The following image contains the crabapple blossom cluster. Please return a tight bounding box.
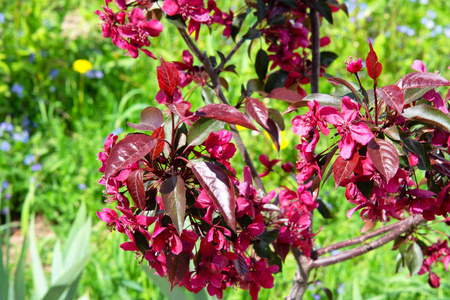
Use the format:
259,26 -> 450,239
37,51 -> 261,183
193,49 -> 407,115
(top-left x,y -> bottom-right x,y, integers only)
94,0 -> 450,296
290,50 -> 450,286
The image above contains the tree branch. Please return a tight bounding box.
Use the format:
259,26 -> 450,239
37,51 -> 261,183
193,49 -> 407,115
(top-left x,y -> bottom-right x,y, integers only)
311,214 -> 425,269
176,28 -> 265,193
286,247 -> 312,300
309,1 -> 320,94
313,216 -> 419,257
217,21 -> 260,72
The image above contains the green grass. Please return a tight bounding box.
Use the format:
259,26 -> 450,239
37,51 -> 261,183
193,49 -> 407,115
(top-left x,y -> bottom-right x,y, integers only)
1,0 -> 450,299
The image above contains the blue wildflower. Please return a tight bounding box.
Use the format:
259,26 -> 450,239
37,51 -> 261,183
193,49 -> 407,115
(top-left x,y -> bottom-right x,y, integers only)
2,180 -> 9,189
24,154 -> 36,165
11,83 -> 24,98
313,294 -> 321,300
31,164 -> 42,172
406,28 -> 415,36
0,13 -> 4,24
0,122 -> 14,132
337,283 -> 345,294
78,183 -> 87,190
1,206 -> 9,215
49,69 -> 60,79
49,86 -> 56,93
112,127 -> 123,135
444,26 -> 450,38
1,141 -> 11,152
29,53 -> 36,63
94,70 -> 104,79
359,3 -> 368,11
419,0 -> 428,4
5,193 -> 11,200
426,10 -> 437,19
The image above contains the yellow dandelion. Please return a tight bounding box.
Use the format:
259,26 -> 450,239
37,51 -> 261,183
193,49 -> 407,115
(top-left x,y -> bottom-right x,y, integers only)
73,59 -> 93,74
264,130 -> 288,150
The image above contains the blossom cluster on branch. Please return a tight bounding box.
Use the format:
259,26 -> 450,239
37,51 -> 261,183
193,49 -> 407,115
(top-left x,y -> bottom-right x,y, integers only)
94,0 -> 450,298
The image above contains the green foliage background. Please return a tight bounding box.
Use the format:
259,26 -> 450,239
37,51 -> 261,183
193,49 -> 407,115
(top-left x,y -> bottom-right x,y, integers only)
1,0 -> 449,299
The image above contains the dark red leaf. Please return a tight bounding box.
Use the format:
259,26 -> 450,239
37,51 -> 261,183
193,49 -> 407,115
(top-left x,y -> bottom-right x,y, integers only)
160,175 -> 186,234
127,106 -> 164,131
150,126 -> 165,160
264,118 -> 281,153
266,87 -> 305,103
365,41 -> 382,81
429,153 -> 450,177
194,103 -> 258,131
333,151 -> 359,189
126,168 -> 146,210
105,134 -> 156,179
233,254 -> 249,280
245,98 -> 269,129
378,85 -> 404,114
165,250 -> 190,290
165,102 -> 191,119
367,138 -> 399,182
396,72 -> 450,90
191,161 -> 236,232
157,57 -> 180,97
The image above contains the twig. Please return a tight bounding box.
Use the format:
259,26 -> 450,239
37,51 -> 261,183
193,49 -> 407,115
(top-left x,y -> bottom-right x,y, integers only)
177,27 -> 265,192
313,215 -> 419,257
311,214 -> 425,268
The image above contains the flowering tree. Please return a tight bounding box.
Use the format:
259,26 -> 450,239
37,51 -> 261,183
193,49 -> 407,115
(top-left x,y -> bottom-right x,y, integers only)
94,0 -> 450,299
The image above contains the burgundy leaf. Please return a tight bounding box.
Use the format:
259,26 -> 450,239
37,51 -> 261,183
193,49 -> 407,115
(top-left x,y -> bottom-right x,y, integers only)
165,250 -> 190,290
266,87 -> 305,103
233,254 -> 249,280
378,85 -> 404,114
396,72 -> 450,90
191,161 -> 236,232
127,106 -> 164,131
150,126 -> 165,160
160,175 -> 186,234
264,118 -> 281,153
365,41 -> 382,81
429,153 -> 450,177
194,103 -> 258,131
126,168 -> 146,210
165,102 -> 191,119
245,98 -> 269,129
157,57 -> 180,97
333,151 -> 359,189
105,134 -> 156,179
367,138 -> 399,182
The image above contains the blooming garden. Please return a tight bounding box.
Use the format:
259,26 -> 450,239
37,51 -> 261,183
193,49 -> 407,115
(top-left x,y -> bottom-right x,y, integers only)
1,0 -> 450,299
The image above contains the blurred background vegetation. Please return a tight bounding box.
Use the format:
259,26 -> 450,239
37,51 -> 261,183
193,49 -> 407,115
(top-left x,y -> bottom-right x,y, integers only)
1,0 -> 449,299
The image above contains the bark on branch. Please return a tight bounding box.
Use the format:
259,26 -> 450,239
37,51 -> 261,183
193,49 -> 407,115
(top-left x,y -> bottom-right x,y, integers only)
311,214 -> 425,269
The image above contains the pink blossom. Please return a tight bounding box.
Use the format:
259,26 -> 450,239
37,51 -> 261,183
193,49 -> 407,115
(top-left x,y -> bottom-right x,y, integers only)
258,154 -> 280,178
345,56 -> 363,74
321,96 -> 373,159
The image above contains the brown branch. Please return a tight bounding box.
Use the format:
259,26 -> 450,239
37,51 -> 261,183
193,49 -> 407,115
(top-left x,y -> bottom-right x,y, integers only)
309,1 -> 320,94
311,214 -> 425,269
313,216 -> 419,257
177,28 -> 265,193
217,21 -> 260,72
286,247 -> 312,300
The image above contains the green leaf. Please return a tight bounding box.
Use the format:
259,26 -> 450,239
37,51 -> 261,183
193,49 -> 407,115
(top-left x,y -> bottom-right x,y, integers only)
29,215 -> 48,298
13,239 -> 27,300
243,28 -> 261,40
320,51 -> 339,67
160,175 -> 187,234
265,70 -> 289,93
352,279 -> 363,300
186,117 -> 225,148
231,12 -> 247,41
268,108 -> 285,131
404,87 -> 434,105
402,104 -> 450,132
255,49 -> 269,82
50,241 -> 63,284
404,242 -> 424,276
164,14 -> 187,29
314,0 -> 333,24
303,93 -> 341,109
257,0 -> 266,21
317,198 -> 333,219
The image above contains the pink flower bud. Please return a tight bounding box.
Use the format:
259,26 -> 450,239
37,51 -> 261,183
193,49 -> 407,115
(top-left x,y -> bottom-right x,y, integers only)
345,57 -> 363,74
281,162 -> 294,173
428,272 -> 440,288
